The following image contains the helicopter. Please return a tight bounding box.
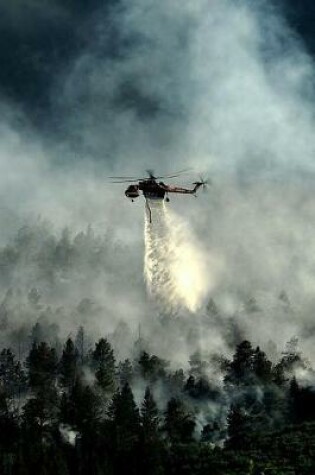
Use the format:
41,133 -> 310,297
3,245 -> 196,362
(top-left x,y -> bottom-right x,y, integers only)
108,169 -> 209,222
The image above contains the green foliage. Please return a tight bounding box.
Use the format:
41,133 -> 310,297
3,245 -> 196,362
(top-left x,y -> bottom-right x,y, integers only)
4,224 -> 315,472
252,346 -> 273,383
59,338 -> 78,390
118,358 -> 133,387
0,348 -> 27,401
26,342 -> 58,391
0,331 -> 311,473
107,383 -> 141,474
163,397 -> 196,443
224,340 -> 255,386
141,386 -> 160,440
22,386 -> 60,431
108,383 -> 141,449
139,387 -> 166,475
184,374 -> 220,400
201,421 -> 222,444
138,351 -> 169,382
226,404 -> 252,450
60,378 -> 101,431
92,338 -> 116,393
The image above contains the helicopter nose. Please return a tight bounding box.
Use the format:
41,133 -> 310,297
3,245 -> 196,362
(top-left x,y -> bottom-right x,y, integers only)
125,190 -> 139,199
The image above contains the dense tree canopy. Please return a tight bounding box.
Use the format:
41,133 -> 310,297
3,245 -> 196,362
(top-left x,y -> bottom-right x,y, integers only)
0,319 -> 313,474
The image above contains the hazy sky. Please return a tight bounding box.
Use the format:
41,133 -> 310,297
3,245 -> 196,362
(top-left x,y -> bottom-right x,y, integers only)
0,0 -> 313,129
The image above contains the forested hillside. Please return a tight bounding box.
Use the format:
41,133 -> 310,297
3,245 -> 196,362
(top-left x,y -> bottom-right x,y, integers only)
0,222 -> 313,473
0,325 -> 314,473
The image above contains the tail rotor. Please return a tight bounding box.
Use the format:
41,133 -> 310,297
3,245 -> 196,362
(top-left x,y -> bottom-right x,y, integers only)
193,175 -> 211,193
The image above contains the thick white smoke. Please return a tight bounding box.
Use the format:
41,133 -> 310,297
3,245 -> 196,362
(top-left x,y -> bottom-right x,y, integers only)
144,199 -> 215,314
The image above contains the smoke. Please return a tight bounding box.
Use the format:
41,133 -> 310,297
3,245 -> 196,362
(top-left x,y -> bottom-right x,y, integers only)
144,200 -> 219,314
59,425 -> 78,446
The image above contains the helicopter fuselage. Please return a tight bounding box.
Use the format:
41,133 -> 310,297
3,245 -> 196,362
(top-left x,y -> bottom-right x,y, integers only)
139,179 -> 166,199
125,179 -> 202,202
125,179 -> 167,200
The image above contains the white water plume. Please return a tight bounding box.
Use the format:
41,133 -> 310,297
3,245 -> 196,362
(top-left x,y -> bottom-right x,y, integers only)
144,200 -> 213,314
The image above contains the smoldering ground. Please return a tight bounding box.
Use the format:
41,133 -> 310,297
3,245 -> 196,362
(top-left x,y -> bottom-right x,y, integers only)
0,0 -> 315,370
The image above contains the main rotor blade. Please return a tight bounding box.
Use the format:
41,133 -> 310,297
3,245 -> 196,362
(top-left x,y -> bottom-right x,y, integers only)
108,176 -> 143,180
155,168 -> 193,179
109,179 -> 140,183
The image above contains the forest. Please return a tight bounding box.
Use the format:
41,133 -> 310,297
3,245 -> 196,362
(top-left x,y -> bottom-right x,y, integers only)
0,327 -> 314,474
0,224 -> 313,474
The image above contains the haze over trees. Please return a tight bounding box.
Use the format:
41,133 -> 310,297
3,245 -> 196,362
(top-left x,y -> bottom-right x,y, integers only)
0,222 -> 313,473
0,322 -> 312,474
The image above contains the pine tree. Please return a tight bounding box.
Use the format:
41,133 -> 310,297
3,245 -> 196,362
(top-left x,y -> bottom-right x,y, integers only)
118,359 -> 133,387
140,387 -> 164,475
141,387 -> 159,441
92,338 -> 116,393
224,340 -> 255,386
289,376 -> 300,423
59,338 -> 78,390
21,385 -> 64,475
26,342 -> 58,392
273,361 -> 287,386
23,386 -> 59,431
138,351 -> 151,379
0,349 -> 26,408
138,351 -> 168,382
108,383 -> 141,474
201,421 -> 221,443
226,404 -> 250,450
109,383 -> 141,450
0,389 -> 19,471
184,375 -> 196,396
60,378 -> 101,432
163,398 -> 195,443
253,346 -> 273,383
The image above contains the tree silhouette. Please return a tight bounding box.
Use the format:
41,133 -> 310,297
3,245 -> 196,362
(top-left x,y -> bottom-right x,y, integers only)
163,398 -> 195,443
26,342 -> 58,392
92,338 -> 116,393
225,340 -> 255,386
141,387 -> 160,441
108,383 -> 141,474
140,387 -> 164,475
59,338 -> 78,390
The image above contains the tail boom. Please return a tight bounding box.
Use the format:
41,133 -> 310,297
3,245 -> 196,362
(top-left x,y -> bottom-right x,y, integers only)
166,183 -> 203,195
